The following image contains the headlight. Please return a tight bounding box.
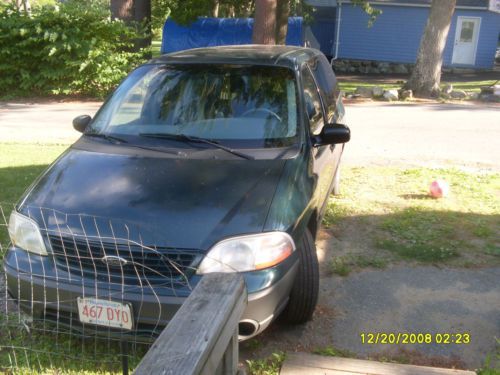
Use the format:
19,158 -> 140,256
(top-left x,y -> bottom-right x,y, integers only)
197,232 -> 295,274
8,211 -> 48,256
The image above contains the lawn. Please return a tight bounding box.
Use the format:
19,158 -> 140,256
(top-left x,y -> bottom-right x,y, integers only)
324,166 -> 500,275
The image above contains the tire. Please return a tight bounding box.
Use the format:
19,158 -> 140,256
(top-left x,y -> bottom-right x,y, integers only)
332,165 -> 341,196
280,228 -> 319,324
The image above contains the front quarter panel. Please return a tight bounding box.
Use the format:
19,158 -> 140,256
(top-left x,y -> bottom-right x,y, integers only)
263,146 -> 316,241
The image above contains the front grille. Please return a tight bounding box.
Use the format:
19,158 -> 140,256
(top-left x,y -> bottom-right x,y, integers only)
48,235 -> 201,286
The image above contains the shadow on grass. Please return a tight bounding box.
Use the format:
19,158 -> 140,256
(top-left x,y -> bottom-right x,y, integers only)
325,208 -> 500,263
399,193 -> 435,200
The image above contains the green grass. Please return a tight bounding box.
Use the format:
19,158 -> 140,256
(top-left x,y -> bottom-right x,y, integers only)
447,80 -> 498,93
0,314 -> 146,374
330,254 -> 387,276
324,166 -> 500,266
338,82 -> 401,94
313,346 -> 355,358
476,338 -> 500,375
246,352 -> 286,375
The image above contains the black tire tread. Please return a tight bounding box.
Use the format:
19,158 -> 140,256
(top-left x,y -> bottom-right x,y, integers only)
281,229 -> 319,324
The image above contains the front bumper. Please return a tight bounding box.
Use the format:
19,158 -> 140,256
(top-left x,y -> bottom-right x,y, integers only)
3,246 -> 298,341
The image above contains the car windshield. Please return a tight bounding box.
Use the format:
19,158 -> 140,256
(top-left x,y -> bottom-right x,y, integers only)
88,64 -> 299,148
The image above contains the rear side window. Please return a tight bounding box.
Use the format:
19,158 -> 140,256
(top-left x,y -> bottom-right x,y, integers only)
308,56 -> 337,122
301,67 -> 324,136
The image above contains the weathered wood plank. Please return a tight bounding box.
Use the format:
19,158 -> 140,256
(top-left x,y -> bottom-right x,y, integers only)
134,273 -> 247,375
281,353 -> 476,375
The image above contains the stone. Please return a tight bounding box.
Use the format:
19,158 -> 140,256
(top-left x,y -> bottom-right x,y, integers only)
355,86 -> 373,98
400,89 -> 413,100
450,90 -> 467,99
443,84 -> 453,94
372,86 -> 384,97
494,85 -> 500,96
383,89 -> 399,101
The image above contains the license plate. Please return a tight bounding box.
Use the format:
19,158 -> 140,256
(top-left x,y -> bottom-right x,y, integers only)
77,297 -> 133,330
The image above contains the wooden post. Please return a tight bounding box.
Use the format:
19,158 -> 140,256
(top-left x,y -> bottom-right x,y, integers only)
134,273 -> 247,375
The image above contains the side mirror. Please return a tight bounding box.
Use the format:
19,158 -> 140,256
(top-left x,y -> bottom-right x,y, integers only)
314,123 -> 350,146
73,115 -> 92,133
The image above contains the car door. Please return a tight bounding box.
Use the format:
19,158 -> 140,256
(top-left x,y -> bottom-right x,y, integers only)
301,62 -> 336,212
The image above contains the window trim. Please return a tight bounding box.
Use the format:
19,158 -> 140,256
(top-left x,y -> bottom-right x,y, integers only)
301,62 -> 328,136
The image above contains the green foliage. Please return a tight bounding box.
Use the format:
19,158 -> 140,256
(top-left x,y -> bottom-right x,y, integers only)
152,0 -> 315,28
351,0 -> 382,27
246,352 -> 286,375
0,1 -> 149,98
330,255 -> 387,276
313,346 -> 354,357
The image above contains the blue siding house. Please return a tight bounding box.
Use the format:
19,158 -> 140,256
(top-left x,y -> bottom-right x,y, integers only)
308,0 -> 500,69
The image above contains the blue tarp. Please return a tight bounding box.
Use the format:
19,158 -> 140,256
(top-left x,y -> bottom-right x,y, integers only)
161,17 -> 304,54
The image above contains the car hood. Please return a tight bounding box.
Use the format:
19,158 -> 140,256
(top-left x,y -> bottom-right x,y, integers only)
19,147 -> 286,250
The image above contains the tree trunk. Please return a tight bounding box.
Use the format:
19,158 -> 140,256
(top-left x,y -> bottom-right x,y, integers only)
110,0 -> 135,22
252,0 -> 277,44
110,0 -> 151,52
405,0 -> 456,97
275,0 -> 289,45
212,0 -> 219,17
134,0 -> 152,49
22,0 -> 30,14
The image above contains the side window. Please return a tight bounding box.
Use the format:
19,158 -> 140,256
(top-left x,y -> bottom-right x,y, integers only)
301,66 -> 324,136
309,56 -> 337,122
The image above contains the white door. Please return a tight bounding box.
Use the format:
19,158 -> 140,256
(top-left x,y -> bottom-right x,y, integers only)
452,17 -> 481,65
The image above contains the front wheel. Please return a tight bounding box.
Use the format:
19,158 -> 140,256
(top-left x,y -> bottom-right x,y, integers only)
280,229 -> 319,324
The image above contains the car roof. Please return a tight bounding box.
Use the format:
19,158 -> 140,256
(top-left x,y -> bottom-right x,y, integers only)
148,45 -> 322,70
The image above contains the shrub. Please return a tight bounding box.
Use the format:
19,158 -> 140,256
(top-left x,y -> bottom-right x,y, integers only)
0,1 -> 149,97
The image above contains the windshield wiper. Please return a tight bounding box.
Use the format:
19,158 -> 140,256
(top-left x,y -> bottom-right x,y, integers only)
84,132 -> 128,144
84,132 -> 179,155
139,133 -> 254,160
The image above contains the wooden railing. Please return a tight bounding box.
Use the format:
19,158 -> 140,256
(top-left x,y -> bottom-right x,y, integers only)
134,273 -> 247,375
